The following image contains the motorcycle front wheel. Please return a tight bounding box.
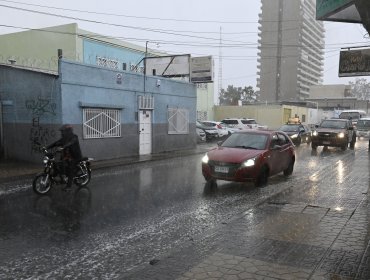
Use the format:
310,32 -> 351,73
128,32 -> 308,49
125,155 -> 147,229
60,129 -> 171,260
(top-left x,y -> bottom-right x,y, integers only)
74,166 -> 91,187
33,173 -> 52,195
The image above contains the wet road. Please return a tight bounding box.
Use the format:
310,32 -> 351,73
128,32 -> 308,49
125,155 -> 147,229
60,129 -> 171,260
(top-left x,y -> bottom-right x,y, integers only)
0,140 -> 368,279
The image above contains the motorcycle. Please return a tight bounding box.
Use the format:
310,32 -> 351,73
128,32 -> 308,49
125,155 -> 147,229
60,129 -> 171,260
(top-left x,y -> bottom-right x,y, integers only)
33,146 -> 93,195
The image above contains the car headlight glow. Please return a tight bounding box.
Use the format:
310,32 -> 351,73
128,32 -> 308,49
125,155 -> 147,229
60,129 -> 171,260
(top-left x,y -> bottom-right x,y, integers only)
290,134 -> 298,138
312,131 -> 318,136
202,154 -> 209,164
338,132 -> 345,138
243,158 -> 256,167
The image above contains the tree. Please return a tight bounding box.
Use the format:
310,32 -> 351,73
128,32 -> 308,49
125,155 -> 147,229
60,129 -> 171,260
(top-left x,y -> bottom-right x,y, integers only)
219,85 -> 258,105
348,78 -> 370,100
241,86 -> 259,104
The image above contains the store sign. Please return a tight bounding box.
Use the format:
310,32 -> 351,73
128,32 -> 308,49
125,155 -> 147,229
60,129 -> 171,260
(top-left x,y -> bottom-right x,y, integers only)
339,49 -> 370,77
316,0 -> 354,19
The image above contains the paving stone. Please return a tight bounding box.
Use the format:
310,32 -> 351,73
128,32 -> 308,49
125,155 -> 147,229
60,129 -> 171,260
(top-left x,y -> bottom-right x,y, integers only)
302,205 -> 329,218
177,253 -> 312,280
315,249 -> 362,279
243,211 -> 321,243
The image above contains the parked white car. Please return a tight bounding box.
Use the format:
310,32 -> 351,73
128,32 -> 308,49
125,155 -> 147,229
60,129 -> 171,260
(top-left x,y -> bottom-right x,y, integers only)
219,122 -> 242,135
221,118 -> 268,130
201,121 -> 229,138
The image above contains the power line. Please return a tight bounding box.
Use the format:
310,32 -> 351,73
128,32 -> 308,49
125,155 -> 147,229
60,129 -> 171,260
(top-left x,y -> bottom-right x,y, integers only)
0,0 -> 309,24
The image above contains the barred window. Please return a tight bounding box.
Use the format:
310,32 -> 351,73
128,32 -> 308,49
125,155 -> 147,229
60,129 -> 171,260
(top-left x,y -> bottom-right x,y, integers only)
83,108 -> 121,139
168,108 -> 189,134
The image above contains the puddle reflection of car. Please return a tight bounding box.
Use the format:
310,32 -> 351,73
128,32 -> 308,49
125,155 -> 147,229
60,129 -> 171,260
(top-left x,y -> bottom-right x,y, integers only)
278,123 -> 311,146
201,130 -> 295,187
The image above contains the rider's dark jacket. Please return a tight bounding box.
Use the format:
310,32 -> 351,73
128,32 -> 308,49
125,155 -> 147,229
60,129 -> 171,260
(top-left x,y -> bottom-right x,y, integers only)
47,133 -> 82,161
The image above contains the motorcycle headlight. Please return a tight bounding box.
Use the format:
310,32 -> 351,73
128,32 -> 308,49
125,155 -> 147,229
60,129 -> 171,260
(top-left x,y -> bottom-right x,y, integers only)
312,131 -> 318,136
202,154 -> 209,164
338,132 -> 345,138
243,157 -> 256,167
43,156 -> 49,164
290,134 -> 298,138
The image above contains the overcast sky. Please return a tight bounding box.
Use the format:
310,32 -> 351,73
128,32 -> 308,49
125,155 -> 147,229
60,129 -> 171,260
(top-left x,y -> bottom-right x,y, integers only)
0,0 -> 369,92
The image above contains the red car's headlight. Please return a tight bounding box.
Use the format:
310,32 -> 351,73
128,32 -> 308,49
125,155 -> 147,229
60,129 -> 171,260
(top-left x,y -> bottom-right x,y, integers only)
242,157 -> 256,167
202,154 -> 209,164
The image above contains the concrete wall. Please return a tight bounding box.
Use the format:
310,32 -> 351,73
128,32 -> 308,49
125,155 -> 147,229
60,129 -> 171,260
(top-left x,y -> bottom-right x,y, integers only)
214,104 -> 314,129
214,105 -> 282,129
309,84 -> 351,98
0,65 -> 61,161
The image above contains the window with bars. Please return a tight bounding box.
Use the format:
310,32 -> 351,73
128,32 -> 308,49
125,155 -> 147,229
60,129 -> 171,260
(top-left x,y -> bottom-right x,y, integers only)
83,108 -> 121,139
168,108 -> 189,134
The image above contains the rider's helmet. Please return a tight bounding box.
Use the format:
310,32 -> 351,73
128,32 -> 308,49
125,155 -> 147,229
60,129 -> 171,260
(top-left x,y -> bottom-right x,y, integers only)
59,124 -> 73,138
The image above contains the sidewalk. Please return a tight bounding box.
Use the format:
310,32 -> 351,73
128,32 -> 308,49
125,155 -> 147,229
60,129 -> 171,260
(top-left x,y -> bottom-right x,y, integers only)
0,142 -> 213,183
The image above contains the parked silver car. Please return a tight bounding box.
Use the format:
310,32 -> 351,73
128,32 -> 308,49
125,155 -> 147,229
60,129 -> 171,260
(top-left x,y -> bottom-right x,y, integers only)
196,121 -> 218,141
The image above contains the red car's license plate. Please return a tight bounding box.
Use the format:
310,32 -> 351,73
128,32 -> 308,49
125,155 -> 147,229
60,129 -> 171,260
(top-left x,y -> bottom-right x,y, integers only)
215,166 -> 229,173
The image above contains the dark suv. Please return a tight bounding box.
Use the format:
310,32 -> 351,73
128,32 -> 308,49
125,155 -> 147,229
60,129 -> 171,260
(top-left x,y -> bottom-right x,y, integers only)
311,119 -> 356,151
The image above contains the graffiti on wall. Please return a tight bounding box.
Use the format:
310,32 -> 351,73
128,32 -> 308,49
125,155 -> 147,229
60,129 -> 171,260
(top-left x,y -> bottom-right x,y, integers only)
26,96 -> 57,153
25,96 -> 56,116
29,117 -> 57,153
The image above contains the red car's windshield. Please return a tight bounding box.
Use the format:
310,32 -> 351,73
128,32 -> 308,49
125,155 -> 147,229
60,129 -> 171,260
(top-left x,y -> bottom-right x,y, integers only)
221,133 -> 268,150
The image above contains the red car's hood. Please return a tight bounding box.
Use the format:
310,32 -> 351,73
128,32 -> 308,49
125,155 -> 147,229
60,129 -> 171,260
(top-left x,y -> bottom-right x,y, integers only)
207,147 -> 263,163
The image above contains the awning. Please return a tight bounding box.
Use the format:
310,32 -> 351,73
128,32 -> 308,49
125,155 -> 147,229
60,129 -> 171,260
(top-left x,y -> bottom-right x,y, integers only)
316,0 -> 370,34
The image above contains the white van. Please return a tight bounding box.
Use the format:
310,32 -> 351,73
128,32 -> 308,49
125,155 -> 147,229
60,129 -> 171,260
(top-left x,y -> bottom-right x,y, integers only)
338,110 -> 367,126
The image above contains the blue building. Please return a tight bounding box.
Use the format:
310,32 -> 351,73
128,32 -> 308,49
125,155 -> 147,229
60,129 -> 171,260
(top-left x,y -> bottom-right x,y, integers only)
0,59 -> 197,162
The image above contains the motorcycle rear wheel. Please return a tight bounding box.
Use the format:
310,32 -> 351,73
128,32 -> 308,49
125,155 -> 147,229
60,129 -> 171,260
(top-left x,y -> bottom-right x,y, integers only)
33,173 -> 52,195
74,166 -> 91,187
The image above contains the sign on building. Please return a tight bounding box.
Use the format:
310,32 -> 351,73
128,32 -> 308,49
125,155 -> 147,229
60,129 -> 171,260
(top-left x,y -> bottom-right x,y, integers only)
144,54 -> 213,83
145,55 -> 190,78
190,56 -> 213,83
339,48 -> 370,77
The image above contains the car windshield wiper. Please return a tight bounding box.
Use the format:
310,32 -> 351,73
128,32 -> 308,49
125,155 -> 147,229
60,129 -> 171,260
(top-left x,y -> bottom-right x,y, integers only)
234,145 -> 258,149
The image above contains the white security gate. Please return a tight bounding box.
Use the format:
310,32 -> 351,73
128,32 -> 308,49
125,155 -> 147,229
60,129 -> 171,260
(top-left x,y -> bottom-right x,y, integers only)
83,108 -> 121,139
139,110 -> 152,155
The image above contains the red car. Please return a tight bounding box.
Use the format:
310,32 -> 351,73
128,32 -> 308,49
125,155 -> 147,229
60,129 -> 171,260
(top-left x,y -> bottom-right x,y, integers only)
202,130 -> 295,187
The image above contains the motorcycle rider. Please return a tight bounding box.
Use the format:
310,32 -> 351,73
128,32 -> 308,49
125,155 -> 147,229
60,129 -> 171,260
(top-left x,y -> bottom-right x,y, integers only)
47,124 -> 82,190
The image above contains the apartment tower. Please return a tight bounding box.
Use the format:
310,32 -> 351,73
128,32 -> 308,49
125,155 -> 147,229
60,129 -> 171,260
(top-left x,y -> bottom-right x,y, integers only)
257,0 -> 325,102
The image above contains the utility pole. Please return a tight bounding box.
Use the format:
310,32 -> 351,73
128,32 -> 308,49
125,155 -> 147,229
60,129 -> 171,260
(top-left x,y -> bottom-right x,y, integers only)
144,41 -> 148,94
218,27 -> 223,104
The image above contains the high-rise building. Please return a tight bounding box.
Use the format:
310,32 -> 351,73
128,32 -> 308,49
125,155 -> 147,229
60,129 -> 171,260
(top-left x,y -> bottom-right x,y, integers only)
257,0 -> 325,102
